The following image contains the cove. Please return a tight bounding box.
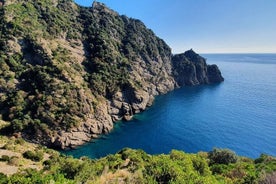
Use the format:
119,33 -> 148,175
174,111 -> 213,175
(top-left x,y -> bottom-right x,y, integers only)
65,54 -> 276,159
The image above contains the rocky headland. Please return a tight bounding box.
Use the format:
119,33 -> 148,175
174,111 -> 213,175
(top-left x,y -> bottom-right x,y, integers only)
0,0 -> 223,149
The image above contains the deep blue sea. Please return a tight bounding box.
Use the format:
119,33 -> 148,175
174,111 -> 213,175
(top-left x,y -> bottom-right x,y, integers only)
65,54 -> 276,159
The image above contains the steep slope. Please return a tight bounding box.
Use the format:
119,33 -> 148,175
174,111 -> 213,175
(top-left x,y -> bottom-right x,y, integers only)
0,0 -> 223,149
172,49 -> 224,85
0,137 -> 275,184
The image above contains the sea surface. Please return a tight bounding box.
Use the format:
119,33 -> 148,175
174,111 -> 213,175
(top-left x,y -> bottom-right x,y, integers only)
65,54 -> 276,159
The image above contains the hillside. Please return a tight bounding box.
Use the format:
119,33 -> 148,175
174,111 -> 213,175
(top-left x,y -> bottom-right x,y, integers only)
0,136 -> 275,183
0,0 -> 223,149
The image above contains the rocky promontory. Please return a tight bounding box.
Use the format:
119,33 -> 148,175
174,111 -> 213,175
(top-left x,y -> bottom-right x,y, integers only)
0,0 -> 223,149
172,49 -> 224,86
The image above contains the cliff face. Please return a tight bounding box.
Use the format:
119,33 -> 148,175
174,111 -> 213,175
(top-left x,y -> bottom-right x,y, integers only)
0,1 -> 223,149
172,50 -> 224,86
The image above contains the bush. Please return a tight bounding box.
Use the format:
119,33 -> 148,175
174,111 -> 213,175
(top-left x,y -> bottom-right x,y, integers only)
2,143 -> 13,150
60,158 -> 83,179
255,154 -> 275,164
43,159 -> 51,166
208,148 -> 238,165
23,150 -> 43,162
210,164 -> 228,174
0,155 -> 10,162
259,172 -> 276,184
14,138 -> 25,145
8,156 -> 20,166
255,154 -> 276,173
0,173 -> 8,184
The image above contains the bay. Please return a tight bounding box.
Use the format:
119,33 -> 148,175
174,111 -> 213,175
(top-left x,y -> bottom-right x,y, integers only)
65,54 -> 276,159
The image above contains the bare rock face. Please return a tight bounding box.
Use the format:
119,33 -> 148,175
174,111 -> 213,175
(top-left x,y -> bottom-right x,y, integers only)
108,89 -> 151,122
0,1 -> 224,149
52,103 -> 113,149
207,64 -> 224,83
172,49 -> 224,86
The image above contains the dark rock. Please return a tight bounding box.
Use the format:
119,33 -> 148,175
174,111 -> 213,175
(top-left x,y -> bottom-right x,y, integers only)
207,64 -> 224,83
172,49 -> 224,86
0,1 -> 224,149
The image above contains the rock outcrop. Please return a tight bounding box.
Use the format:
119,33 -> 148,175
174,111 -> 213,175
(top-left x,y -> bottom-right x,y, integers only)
0,1 -> 223,149
172,49 -> 224,86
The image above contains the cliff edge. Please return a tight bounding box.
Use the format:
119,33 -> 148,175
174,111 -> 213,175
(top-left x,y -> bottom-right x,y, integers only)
0,1 -> 223,149
172,49 -> 224,86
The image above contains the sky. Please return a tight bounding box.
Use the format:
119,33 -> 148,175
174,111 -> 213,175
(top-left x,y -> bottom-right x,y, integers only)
74,0 -> 276,54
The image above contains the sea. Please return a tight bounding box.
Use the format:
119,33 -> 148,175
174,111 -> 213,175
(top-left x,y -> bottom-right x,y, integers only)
65,54 -> 276,159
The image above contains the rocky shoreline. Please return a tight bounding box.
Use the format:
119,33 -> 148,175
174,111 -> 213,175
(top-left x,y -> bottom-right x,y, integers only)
0,1 -> 223,150
51,50 -> 224,149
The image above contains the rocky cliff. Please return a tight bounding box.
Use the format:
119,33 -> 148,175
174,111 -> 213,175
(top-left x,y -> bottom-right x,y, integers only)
0,0 -> 223,149
172,49 -> 224,86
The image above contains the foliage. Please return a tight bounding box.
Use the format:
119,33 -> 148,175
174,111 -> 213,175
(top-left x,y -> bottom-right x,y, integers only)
4,0 -> 78,38
259,172 -> 276,184
8,156 -> 20,166
0,155 -> 10,162
0,0 -> 176,145
0,1 -> 274,183
145,150 -> 217,183
23,150 -> 43,162
1,147 -> 275,183
208,148 -> 238,165
0,0 -> 88,138
7,169 -> 73,184
0,173 -> 8,184
255,154 -> 276,176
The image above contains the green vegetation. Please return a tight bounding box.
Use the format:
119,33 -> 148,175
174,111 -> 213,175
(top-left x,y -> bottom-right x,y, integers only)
0,135 -> 275,183
0,0 -> 224,151
0,155 -> 10,162
0,145 -> 276,184
22,150 -> 43,162
0,0 -> 173,142
208,148 -> 238,165
0,2 -> 273,183
0,0 -> 87,136
4,0 -> 79,38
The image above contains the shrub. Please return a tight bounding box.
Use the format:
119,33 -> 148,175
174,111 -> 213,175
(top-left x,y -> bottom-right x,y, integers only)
259,172 -> 276,184
208,148 -> 238,165
43,159 -> 51,166
146,155 -> 178,183
8,156 -> 20,166
23,150 -> 43,162
0,155 -> 10,162
60,158 -> 83,179
14,138 -> 25,145
255,154 -> 275,164
255,154 -> 276,173
210,164 -> 228,174
2,143 -> 13,150
0,173 -> 8,184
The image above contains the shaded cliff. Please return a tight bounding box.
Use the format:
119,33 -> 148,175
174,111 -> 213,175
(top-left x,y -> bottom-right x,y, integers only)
0,0 -> 223,149
172,49 -> 224,86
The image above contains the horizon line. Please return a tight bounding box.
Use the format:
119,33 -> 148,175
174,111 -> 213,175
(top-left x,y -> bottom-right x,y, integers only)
199,52 -> 276,54
171,52 -> 276,55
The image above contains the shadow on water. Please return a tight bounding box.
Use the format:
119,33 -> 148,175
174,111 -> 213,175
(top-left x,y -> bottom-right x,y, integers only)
64,54 -> 276,159
63,83 -> 224,159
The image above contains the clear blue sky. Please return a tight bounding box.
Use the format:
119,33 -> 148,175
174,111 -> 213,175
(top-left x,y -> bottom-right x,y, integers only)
74,0 -> 276,53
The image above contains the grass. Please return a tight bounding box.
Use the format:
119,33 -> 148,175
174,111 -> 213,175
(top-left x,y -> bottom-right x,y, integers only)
0,136 -> 50,176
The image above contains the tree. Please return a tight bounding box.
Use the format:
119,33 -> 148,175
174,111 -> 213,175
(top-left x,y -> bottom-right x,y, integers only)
208,148 -> 238,165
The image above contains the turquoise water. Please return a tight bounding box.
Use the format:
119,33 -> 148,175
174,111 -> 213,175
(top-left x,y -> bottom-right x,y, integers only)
65,54 -> 276,159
